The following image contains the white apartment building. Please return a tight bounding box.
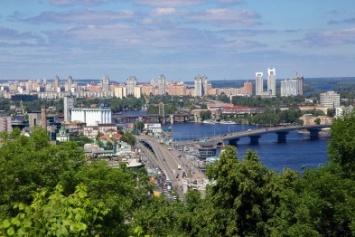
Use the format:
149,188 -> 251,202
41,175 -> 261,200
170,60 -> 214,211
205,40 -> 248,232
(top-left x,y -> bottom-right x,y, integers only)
255,72 -> 263,95
194,75 -> 208,97
320,91 -> 340,109
267,68 -> 276,96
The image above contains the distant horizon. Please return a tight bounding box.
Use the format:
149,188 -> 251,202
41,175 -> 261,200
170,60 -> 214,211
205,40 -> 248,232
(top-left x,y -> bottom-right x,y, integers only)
1,76 -> 354,83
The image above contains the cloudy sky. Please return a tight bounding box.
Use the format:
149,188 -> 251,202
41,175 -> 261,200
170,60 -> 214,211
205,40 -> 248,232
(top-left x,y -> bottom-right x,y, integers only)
1,0 -> 355,82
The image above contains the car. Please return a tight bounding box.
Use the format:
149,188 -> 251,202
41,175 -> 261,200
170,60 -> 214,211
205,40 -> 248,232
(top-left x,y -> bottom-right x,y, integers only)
247,129 -> 252,132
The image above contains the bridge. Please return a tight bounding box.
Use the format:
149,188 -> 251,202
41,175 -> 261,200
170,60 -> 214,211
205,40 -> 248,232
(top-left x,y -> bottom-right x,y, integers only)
113,113 -> 191,124
180,124 -> 331,146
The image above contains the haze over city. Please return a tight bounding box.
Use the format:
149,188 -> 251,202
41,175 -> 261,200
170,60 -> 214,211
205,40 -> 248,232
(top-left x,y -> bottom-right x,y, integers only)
2,0 -> 355,81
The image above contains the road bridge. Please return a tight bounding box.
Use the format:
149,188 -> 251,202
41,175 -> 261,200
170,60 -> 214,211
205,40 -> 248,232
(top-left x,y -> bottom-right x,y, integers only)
180,124 -> 331,146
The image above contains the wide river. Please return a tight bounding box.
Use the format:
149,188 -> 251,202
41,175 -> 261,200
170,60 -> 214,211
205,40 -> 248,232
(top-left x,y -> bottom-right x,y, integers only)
162,122 -> 329,173
119,111 -> 329,172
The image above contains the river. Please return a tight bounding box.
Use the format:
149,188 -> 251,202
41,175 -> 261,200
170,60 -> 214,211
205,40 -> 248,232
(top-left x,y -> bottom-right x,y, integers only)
163,122 -> 329,173
119,111 -> 329,172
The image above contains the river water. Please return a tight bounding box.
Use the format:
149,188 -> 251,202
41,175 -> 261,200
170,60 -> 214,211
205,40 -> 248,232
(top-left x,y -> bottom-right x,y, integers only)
118,111 -> 329,172
162,122 -> 329,173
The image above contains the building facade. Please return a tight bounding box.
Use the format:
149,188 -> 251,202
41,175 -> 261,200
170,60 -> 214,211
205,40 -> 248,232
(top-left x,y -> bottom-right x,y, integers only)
194,75 -> 208,97
71,107 -> 112,126
267,68 -> 276,96
255,72 -> 263,95
320,91 -> 340,109
64,96 -> 75,122
157,74 -> 166,95
102,75 -> 110,92
126,76 -> 137,96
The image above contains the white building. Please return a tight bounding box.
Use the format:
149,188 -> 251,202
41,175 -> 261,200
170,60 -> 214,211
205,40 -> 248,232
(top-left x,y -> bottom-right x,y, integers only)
255,72 -> 263,95
194,75 -> 208,97
157,74 -> 166,95
267,68 -> 276,96
280,74 -> 304,97
126,76 -> 137,96
320,91 -> 340,109
71,107 -> 112,126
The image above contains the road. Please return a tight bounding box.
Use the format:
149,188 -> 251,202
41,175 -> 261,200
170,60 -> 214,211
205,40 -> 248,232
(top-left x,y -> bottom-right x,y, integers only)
137,135 -> 206,197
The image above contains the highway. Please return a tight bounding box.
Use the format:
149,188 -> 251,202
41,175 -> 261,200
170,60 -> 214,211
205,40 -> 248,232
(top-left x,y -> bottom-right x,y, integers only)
137,135 -> 206,197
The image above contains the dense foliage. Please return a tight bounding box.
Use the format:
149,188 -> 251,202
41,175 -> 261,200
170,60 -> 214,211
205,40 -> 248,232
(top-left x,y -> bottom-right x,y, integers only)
1,113 -> 355,236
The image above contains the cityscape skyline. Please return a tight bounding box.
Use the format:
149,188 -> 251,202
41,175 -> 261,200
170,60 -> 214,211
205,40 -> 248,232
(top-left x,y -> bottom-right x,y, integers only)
2,1 -> 355,80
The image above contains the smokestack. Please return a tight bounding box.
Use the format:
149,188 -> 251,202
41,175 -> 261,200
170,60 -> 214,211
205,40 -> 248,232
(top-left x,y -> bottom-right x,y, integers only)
41,106 -> 47,130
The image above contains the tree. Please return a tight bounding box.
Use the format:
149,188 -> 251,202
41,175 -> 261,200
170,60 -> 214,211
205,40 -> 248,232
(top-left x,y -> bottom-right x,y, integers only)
204,146 -> 276,236
0,184 -> 109,236
0,127 -> 86,218
314,117 -> 321,125
328,112 -> 355,178
133,121 -> 145,135
199,110 -> 211,121
121,132 -> 136,146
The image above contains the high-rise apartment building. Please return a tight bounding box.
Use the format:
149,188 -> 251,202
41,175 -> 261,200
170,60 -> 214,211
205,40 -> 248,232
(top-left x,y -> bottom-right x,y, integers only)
54,76 -> 60,93
320,91 -> 340,109
255,72 -> 263,95
158,74 -> 166,95
64,96 -> 75,122
102,75 -> 110,92
194,75 -> 208,97
65,76 -> 73,92
126,76 -> 137,96
267,68 -> 276,96
280,74 -> 304,97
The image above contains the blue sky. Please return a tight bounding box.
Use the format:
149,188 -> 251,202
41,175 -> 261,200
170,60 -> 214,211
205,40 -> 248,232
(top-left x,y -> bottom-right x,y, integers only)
1,0 -> 355,82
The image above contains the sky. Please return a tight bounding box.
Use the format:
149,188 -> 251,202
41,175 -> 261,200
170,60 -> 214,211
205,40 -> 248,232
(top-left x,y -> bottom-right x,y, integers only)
1,0 -> 355,82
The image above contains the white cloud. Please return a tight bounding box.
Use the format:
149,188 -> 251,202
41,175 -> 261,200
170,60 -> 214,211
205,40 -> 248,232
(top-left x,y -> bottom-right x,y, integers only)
131,0 -> 206,7
293,28 -> 355,46
49,0 -> 107,6
151,8 -> 176,17
186,8 -> 260,26
26,9 -> 135,24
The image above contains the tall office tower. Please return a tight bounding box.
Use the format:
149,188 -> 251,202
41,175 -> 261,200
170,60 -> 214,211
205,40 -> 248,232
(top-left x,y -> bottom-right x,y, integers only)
157,74 -> 166,95
65,76 -> 73,92
54,76 -> 60,93
255,72 -> 264,95
194,75 -> 208,97
267,68 -> 276,96
126,76 -> 137,96
64,96 -> 74,122
102,75 -> 110,92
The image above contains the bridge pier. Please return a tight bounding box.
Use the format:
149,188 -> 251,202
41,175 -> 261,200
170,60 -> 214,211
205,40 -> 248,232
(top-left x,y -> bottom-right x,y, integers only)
276,131 -> 289,143
308,128 -> 321,140
228,138 -> 240,146
249,135 -> 261,145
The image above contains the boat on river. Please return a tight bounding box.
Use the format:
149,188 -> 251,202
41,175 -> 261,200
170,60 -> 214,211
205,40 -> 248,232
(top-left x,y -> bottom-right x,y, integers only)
219,120 -> 236,125
202,119 -> 217,124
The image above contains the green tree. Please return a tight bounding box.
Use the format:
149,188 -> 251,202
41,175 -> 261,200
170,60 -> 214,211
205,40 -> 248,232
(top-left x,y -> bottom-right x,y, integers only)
314,117 -> 321,125
204,146 -> 276,236
199,110 -> 211,121
133,121 -> 145,135
0,184 -> 109,236
328,112 -> 355,177
0,127 -> 85,218
121,132 -> 136,146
